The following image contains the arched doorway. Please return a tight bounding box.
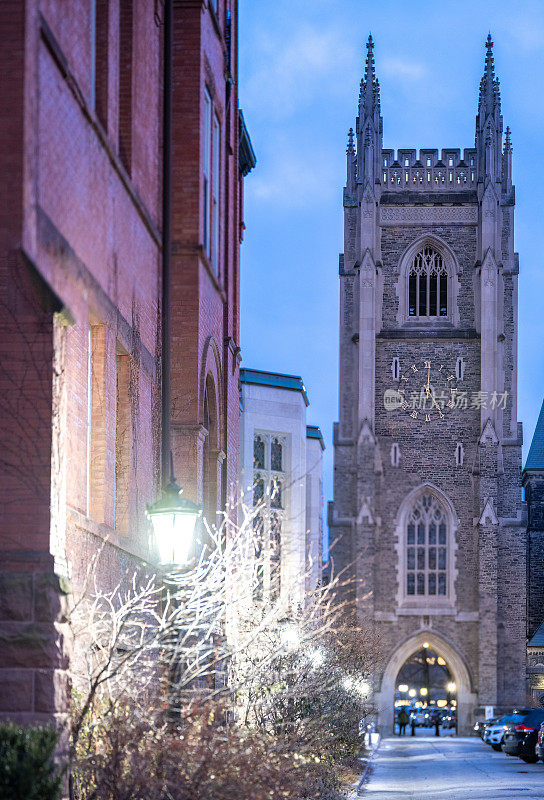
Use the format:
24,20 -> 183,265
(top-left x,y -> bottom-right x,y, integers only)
394,644 -> 457,733
376,631 -> 477,736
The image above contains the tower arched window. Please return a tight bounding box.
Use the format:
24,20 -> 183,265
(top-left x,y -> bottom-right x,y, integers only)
406,493 -> 448,597
408,246 -> 448,318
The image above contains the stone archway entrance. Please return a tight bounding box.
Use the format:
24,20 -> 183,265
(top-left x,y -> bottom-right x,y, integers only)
376,631 -> 477,736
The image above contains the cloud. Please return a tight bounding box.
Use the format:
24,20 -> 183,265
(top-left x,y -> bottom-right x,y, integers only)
246,136 -> 342,210
381,56 -> 428,80
241,23 -> 359,121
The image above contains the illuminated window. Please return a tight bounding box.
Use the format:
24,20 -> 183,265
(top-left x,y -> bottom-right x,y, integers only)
252,433 -> 287,601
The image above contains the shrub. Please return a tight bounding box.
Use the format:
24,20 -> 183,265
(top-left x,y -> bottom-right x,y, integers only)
0,721 -> 63,800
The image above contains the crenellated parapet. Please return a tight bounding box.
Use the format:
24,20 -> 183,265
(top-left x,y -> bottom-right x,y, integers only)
381,148 -> 477,192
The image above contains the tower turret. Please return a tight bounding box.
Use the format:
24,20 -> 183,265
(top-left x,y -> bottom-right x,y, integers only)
476,34 -> 503,183
356,34 -> 382,187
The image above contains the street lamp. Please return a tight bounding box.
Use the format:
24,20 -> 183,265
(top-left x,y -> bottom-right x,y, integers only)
279,622 -> 301,652
146,475 -> 201,566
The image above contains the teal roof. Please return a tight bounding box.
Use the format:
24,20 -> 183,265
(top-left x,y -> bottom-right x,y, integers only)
306,425 -> 325,450
240,368 -> 309,406
528,619 -> 544,648
525,399 -> 544,471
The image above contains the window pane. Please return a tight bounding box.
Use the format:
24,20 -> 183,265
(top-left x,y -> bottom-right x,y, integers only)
428,573 -> 436,594
407,523 -> 415,544
438,574 -> 447,595
417,547 -> 425,570
409,274 -> 417,316
407,574 -> 415,595
407,547 -> 415,570
253,436 -> 265,469
440,273 -> 448,316
254,563 -> 264,601
271,438 -> 282,471
253,477 -> 264,505
438,548 -> 446,570
253,513 -> 264,556
419,273 -> 427,316
429,523 -> 436,544
428,547 -> 436,570
270,512 -> 282,556
429,273 -> 437,316
417,573 -> 425,594
270,479 -> 282,509
417,523 -> 425,544
439,523 -> 447,544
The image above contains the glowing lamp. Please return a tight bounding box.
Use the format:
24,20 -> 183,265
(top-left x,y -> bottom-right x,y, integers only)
280,623 -> 300,651
408,688 -> 417,698
146,479 -> 201,566
420,687 -> 428,696
447,682 -> 456,693
422,641 -> 430,649
398,684 -> 409,693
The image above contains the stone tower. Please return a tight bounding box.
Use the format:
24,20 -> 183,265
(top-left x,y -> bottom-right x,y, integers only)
329,36 -> 526,734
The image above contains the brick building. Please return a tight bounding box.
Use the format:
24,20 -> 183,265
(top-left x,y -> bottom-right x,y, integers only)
0,0 -> 253,726
169,0 -> 255,527
329,36 -> 525,734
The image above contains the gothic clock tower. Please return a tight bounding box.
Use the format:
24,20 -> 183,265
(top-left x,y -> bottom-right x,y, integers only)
329,36 -> 526,734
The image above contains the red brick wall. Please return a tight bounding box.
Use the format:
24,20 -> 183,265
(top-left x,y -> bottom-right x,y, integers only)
170,0 -> 243,525
0,0 -> 162,724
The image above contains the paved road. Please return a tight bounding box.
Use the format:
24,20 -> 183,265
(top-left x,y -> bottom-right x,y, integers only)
362,736 -> 544,799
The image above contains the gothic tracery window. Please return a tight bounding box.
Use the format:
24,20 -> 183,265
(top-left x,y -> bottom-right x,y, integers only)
408,246 -> 448,318
406,494 -> 448,597
252,433 -> 287,601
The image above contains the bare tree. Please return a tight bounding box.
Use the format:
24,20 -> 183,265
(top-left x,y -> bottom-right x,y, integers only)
67,501 -> 381,800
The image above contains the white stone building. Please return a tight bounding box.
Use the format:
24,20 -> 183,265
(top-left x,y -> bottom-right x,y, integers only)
239,368 -> 324,610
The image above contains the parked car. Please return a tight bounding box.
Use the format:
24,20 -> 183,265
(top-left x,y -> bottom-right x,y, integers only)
502,710 -> 544,762
536,722 -> 544,762
485,715 -> 514,750
475,717 -> 499,739
442,710 -> 456,729
411,710 -> 427,727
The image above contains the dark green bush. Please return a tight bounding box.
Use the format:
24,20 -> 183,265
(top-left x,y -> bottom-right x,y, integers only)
0,721 -> 63,800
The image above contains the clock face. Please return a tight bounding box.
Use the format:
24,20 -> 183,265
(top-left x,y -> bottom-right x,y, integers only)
394,359 -> 458,422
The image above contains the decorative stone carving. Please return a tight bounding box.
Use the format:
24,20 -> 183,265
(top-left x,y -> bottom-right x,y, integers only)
380,206 -> 478,225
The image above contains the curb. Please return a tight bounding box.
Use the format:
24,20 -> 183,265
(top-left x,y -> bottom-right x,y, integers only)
356,740 -> 380,795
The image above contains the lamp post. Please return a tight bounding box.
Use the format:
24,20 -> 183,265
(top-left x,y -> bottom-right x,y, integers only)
147,0 -> 201,570
146,473 -> 201,568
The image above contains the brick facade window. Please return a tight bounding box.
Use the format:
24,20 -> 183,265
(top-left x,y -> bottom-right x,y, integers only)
118,0 -> 133,173
89,324 -> 107,523
203,89 -> 212,256
406,493 -> 448,597
211,115 -> 221,273
114,350 -> 130,535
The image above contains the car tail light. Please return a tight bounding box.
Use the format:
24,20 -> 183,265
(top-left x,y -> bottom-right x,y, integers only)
515,724 -> 535,733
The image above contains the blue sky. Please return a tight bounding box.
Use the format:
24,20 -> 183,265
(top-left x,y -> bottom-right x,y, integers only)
238,0 -> 544,553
